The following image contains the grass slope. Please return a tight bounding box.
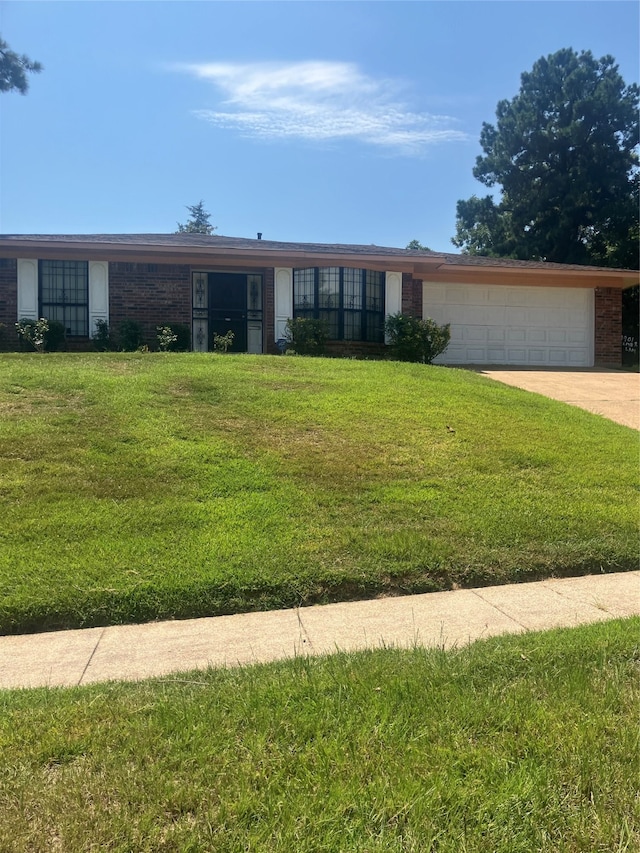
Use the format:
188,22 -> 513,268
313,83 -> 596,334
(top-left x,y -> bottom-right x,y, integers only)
0,353 -> 637,634
1,618 -> 638,852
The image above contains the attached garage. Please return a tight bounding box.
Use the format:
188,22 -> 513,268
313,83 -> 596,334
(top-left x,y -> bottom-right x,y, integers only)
424,282 -> 593,366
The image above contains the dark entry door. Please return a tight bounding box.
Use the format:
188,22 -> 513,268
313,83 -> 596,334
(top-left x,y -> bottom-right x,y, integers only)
209,273 -> 247,352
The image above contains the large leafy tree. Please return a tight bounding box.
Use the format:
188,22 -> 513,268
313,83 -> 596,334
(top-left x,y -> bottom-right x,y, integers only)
453,49 -> 639,269
0,37 -> 42,94
176,201 -> 216,235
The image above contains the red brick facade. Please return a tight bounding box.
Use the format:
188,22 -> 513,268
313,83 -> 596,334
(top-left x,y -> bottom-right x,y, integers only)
109,262 -> 192,346
0,259 -> 18,350
0,255 -> 628,364
594,287 -> 622,366
401,274 -> 422,318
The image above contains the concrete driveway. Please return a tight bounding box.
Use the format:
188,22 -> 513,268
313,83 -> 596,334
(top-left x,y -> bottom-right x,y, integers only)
477,368 -> 640,430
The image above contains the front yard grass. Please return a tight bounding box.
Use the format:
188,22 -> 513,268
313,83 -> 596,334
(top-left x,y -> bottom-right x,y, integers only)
0,353 -> 637,634
1,618 -> 638,851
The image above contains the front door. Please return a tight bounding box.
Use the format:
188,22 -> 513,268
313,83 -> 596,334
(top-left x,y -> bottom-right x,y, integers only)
209,273 -> 248,352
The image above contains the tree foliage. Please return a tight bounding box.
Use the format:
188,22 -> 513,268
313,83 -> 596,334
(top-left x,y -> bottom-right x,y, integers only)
453,49 -> 639,269
0,37 -> 42,94
176,201 -> 216,235
406,239 -> 433,251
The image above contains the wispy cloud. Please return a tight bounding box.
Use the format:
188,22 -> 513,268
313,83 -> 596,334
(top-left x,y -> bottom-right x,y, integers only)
173,61 -> 468,153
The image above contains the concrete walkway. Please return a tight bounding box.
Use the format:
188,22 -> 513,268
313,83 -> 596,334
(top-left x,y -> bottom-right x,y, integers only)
1,571 -> 638,690
478,367 -> 640,430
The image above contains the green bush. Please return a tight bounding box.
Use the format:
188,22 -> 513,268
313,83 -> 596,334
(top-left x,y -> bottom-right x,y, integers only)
212,330 -> 235,353
157,326 -> 178,352
16,318 -> 49,352
44,319 -> 67,352
92,319 -> 113,352
169,323 -> 191,352
384,313 -> 450,364
118,319 -> 145,352
284,317 -> 328,356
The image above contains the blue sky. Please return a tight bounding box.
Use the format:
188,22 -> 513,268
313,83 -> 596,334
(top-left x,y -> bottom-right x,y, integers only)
1,1 -> 638,251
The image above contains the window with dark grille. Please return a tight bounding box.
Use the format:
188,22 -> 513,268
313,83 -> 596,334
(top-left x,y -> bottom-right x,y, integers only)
293,267 -> 385,343
39,260 -> 89,336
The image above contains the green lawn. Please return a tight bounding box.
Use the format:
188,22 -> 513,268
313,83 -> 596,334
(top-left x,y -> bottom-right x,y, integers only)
0,353 -> 637,634
1,618 -> 638,852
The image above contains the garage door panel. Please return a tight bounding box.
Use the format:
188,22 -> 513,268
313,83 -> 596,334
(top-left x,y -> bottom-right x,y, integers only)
466,348 -> 486,361
487,348 -> 507,362
527,349 -> 546,363
465,326 -> 488,342
568,330 -> 586,343
487,328 -> 505,342
424,282 -> 593,366
446,288 -> 469,304
566,291 -> 587,307
427,284 -> 447,304
526,308 -> 547,324
506,308 -> 527,324
506,348 -> 527,362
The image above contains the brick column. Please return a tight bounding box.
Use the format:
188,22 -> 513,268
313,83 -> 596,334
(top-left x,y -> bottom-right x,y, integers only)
594,287 -> 622,366
0,259 -> 18,350
401,274 -> 422,318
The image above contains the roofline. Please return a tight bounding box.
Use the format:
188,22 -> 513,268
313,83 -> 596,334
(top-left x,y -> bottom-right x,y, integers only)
0,236 -> 447,274
0,235 -> 637,287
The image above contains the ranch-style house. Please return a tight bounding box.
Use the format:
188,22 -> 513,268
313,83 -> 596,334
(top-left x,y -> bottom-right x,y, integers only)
0,233 -> 637,366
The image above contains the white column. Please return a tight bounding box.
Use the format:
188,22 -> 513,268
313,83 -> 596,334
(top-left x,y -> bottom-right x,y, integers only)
274,267 -> 293,343
17,259 -> 39,320
88,261 -> 109,336
384,271 -> 402,342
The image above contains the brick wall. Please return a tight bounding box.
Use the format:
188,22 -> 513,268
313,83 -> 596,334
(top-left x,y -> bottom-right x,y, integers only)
401,274 -> 422,318
594,287 -> 622,366
109,262 -> 191,346
0,259 -> 18,350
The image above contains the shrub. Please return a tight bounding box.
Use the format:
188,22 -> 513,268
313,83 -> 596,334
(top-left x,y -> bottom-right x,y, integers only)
118,319 -> 145,351
169,323 -> 191,352
16,318 -> 49,353
157,326 -> 178,352
384,313 -> 450,364
212,330 -> 235,353
92,319 -> 113,352
44,320 -> 67,352
284,317 -> 328,356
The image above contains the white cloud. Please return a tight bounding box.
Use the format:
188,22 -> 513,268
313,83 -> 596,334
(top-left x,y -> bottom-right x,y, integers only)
174,61 -> 468,153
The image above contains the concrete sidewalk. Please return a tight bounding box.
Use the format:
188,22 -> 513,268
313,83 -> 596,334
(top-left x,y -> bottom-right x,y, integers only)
478,367 -> 640,430
1,571 -> 638,690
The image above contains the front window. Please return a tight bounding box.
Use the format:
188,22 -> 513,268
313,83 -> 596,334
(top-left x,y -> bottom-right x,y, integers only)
293,267 -> 385,343
40,260 -> 89,336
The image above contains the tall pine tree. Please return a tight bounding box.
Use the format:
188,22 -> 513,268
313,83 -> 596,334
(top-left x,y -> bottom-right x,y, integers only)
453,49 -> 639,270
176,201 -> 216,235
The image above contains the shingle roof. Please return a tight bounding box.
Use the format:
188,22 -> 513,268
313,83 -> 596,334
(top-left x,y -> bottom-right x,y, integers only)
0,233 -> 637,275
0,233 -> 426,258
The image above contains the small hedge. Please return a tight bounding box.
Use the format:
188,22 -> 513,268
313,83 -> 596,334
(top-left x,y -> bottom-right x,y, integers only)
384,313 -> 450,363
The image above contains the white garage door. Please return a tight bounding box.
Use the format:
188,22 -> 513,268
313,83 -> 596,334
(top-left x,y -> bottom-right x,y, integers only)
424,283 -> 594,366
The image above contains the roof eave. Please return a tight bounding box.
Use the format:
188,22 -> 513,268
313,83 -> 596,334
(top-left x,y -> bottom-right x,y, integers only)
0,238 -> 447,274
